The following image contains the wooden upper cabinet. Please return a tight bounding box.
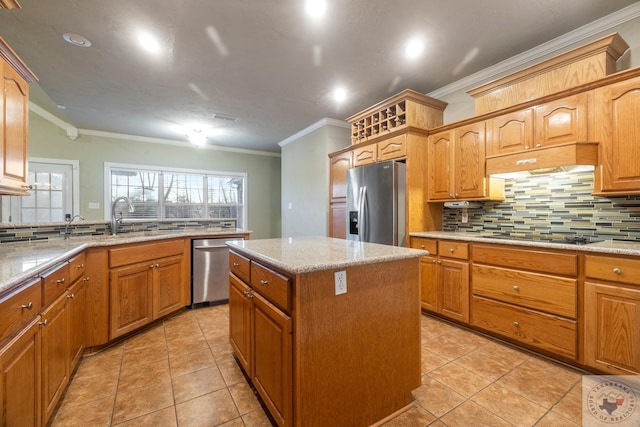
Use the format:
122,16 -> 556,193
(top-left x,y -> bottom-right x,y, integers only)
328,150 -> 352,202
593,75 -> 640,195
454,122 -> 486,200
487,109 -> 534,156
352,144 -> 377,167
534,93 -> 590,147
427,130 -> 453,200
377,134 -> 407,161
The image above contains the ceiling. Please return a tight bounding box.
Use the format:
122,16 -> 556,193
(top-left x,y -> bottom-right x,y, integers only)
0,0 -> 638,153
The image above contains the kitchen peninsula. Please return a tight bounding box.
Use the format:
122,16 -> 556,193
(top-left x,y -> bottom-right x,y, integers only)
226,236 -> 426,427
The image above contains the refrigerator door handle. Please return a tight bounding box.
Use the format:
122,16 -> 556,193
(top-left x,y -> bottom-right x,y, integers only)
361,186 -> 368,242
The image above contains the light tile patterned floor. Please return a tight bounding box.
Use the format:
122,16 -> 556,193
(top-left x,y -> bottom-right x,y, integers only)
51,306 -> 584,426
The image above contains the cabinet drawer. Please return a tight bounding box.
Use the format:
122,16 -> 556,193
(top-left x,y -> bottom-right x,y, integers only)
251,262 -> 291,313
377,134 -> 406,161
0,279 -> 42,343
585,255 -> 640,286
68,251 -> 86,283
229,251 -> 251,283
473,244 -> 577,276
472,265 -> 576,318
471,296 -> 576,359
409,237 -> 437,255
109,239 -> 183,268
353,144 -> 377,167
439,241 -> 468,260
42,262 -> 70,306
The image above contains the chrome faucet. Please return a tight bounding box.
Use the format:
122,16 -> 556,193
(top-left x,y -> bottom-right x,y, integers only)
64,215 -> 84,239
111,196 -> 135,235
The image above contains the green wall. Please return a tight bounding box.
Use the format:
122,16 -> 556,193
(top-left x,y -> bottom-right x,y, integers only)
26,113 -> 281,239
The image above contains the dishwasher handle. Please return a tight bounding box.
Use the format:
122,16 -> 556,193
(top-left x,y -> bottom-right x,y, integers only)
194,245 -> 229,250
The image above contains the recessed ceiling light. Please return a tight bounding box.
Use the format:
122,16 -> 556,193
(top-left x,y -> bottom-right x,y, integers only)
187,129 -> 207,146
333,87 -> 346,103
62,33 -> 92,47
405,38 -> 425,59
305,0 -> 327,18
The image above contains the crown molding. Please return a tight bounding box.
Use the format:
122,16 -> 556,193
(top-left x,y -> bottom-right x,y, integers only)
29,102 -> 280,157
278,117 -> 350,147
428,2 -> 640,99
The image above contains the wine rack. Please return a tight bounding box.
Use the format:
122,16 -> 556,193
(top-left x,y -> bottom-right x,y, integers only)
347,89 -> 447,145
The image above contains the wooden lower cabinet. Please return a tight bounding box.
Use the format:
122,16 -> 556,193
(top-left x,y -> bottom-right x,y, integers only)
229,273 -> 252,375
252,291 -> 292,427
110,262 -> 154,339
584,282 -> 640,374
67,277 -> 87,371
0,317 -> 41,427
40,293 -> 68,425
153,255 -> 185,319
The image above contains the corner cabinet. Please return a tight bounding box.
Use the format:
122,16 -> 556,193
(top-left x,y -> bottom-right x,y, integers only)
108,239 -> 188,339
0,37 -> 37,196
593,74 -> 640,195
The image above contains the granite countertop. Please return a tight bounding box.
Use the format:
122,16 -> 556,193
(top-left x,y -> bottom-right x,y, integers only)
0,229 -> 251,294
410,231 -> 640,256
226,236 -> 428,274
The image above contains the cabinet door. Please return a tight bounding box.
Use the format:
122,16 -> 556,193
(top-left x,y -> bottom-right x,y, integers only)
584,282 -> 640,375
40,293 -> 68,425
487,109 -> 533,156
153,255 -> 185,319
329,151 -> 352,202
0,317 -> 41,427
535,93 -> 589,148
427,130 -> 453,200
109,263 -> 153,339
67,277 -> 86,371
1,64 -> 30,195
252,291 -> 292,427
353,144 -> 376,167
329,202 -> 346,239
454,122 -> 486,199
439,259 -> 469,323
419,257 -> 438,312
229,274 -> 252,376
594,76 -> 640,193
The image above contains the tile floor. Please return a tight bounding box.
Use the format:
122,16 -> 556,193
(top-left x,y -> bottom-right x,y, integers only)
50,306 -> 585,426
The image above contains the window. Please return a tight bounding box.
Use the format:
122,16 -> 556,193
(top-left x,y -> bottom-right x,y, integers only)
105,163 -> 246,227
0,158 -> 79,223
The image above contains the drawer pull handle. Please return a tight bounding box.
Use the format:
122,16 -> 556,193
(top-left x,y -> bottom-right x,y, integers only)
76,263 -> 84,269
156,263 -> 160,268
233,262 -> 240,268
21,302 -> 33,310
56,278 -> 65,284
513,285 -> 519,291
432,259 -> 436,264
513,321 -> 519,327
149,264 -> 155,268
260,280 -> 269,286
67,293 -> 75,299
84,277 -> 90,282
420,245 -> 425,249
449,248 -> 454,253
39,319 -> 49,326
437,260 -> 442,264
613,268 -> 621,274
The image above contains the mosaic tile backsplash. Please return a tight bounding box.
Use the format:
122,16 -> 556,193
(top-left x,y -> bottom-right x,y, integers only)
443,170 -> 640,243
0,219 -> 238,244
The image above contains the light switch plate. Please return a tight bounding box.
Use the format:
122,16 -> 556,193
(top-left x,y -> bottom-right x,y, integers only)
334,270 -> 347,295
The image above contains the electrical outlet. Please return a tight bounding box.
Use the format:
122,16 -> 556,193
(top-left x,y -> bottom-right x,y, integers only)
334,270 -> 347,295
88,202 -> 100,209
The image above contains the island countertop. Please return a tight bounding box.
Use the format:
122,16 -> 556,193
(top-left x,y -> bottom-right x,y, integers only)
226,236 -> 428,274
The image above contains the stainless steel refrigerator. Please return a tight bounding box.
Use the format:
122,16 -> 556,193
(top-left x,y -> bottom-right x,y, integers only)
346,160 -> 406,246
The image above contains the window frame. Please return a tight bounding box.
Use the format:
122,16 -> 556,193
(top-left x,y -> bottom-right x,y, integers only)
103,162 -> 247,227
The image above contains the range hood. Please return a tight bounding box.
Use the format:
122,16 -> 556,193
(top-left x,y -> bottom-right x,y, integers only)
486,142 -> 599,176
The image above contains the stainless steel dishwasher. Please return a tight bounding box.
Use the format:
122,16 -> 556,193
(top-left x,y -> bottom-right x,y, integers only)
191,237 -> 243,307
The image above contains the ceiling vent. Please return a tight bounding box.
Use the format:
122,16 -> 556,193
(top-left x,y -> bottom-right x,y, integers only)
211,113 -> 239,123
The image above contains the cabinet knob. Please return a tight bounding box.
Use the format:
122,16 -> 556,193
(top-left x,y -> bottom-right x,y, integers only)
437,260 -> 442,264
39,319 -> 49,327
524,146 -> 530,150
260,280 -> 269,286
21,302 -> 33,310
432,259 -> 436,264
67,293 -> 75,299
455,193 -> 459,197
513,285 -> 519,291
56,278 -> 65,284
449,248 -> 454,253
420,245 -> 425,249
535,143 -> 541,148
149,264 -> 155,268
233,262 -> 240,268
513,321 -> 519,327
76,263 -> 84,269
613,267 -> 621,274
155,263 -> 160,268
449,194 -> 453,198
84,277 -> 90,282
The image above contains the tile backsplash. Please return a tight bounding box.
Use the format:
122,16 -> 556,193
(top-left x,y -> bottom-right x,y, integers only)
0,219 -> 238,244
443,170 -> 640,242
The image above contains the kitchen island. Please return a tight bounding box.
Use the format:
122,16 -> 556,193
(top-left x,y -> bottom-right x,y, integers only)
226,236 -> 427,427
